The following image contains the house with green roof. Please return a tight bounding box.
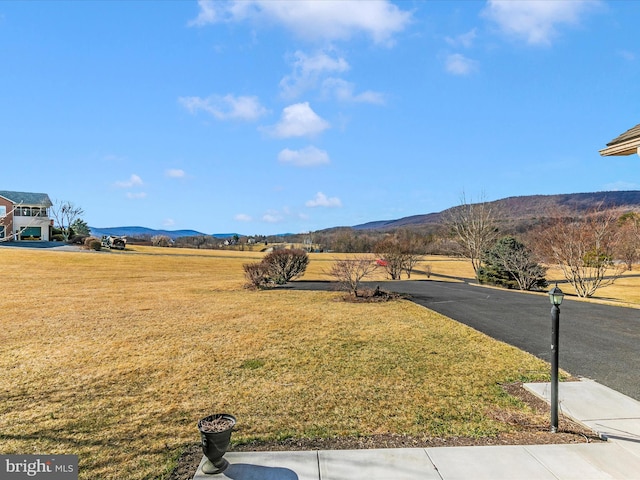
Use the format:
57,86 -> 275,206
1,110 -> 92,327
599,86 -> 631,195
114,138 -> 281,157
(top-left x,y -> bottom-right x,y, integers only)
0,190 -> 54,241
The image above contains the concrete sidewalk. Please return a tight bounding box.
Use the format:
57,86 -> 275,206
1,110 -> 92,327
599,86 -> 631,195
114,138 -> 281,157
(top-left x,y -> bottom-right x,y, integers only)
193,380 -> 640,479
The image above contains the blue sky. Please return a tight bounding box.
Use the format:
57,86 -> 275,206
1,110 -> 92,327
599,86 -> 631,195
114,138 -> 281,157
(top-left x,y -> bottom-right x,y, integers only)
1,1 -> 638,235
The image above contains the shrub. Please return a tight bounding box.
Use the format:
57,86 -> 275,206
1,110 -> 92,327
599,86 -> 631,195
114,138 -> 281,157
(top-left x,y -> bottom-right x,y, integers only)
84,236 -> 98,247
70,235 -> 88,245
84,236 -> 102,251
243,249 -> 309,288
329,256 -> 377,297
262,249 -> 309,284
243,262 -> 271,289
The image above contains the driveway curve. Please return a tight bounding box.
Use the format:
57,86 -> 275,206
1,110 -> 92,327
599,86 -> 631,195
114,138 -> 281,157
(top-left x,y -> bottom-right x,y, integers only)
289,280 -> 640,401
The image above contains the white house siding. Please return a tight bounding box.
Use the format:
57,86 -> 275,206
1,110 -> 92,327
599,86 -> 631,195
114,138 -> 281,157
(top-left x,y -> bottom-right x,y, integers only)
13,215 -> 51,241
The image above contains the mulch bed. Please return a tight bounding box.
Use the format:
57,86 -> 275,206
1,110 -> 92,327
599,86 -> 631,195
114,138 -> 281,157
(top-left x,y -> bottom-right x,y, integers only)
338,287 -> 406,303
168,382 -> 603,480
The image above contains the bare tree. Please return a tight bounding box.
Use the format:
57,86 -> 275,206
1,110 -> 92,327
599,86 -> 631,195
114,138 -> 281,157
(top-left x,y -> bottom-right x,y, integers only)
373,230 -> 429,280
616,212 -> 640,271
151,235 -> 173,247
374,237 -> 405,280
193,235 -> 209,249
50,200 -> 84,241
534,207 -> 623,297
329,255 -> 378,297
396,229 -> 429,279
445,193 -> 500,278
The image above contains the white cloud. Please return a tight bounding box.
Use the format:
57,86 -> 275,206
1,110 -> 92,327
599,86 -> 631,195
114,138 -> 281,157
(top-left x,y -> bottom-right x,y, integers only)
322,78 -> 385,104
179,94 -> 267,121
115,174 -> 143,188
445,29 -> 477,48
255,207 -> 309,224
235,213 -> 253,222
166,169 -> 186,178
188,0 -> 218,27
265,102 -> 330,138
306,192 -> 342,208
445,54 -> 478,76
163,218 -> 176,227
483,0 -> 600,46
262,212 -> 283,223
188,0 -> 412,44
126,192 -> 147,199
279,50 -> 384,104
278,146 -> 330,167
280,50 -> 350,98
618,50 -> 637,62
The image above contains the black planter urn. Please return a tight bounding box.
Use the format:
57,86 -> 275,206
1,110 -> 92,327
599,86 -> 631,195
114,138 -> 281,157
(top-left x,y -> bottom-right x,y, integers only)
197,413 -> 236,475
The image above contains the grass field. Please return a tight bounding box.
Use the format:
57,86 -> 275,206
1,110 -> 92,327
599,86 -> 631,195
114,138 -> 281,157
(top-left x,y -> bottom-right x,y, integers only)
0,246 -> 634,479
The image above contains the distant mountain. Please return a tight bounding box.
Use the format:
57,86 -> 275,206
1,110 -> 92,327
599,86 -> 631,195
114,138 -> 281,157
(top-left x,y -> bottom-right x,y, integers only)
90,191 -> 640,240
351,191 -> 640,231
89,226 -> 237,240
353,213 -> 442,230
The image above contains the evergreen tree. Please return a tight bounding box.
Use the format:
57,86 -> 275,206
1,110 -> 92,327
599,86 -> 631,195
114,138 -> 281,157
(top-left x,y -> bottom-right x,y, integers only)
70,218 -> 90,237
478,236 -> 547,291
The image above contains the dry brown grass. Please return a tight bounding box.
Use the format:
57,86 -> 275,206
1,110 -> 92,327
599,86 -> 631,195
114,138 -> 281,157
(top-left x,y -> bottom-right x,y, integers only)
303,253 -> 474,282
0,247 -> 618,479
541,265 -> 640,307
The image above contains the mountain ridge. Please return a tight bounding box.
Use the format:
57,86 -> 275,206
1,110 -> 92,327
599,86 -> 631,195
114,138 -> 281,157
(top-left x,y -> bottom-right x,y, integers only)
89,226 -> 238,240
90,191 -> 640,239
351,190 -> 640,231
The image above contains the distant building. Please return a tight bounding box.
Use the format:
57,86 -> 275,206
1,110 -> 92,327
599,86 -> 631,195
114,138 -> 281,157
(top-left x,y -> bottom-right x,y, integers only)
0,190 -> 54,241
600,123 -> 640,157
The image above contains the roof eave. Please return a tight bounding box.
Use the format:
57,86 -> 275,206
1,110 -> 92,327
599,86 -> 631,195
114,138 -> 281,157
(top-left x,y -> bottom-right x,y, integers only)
599,140 -> 640,157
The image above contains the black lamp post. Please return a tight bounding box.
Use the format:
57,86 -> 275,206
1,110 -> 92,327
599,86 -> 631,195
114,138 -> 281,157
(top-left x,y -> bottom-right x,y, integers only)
548,283 -> 564,433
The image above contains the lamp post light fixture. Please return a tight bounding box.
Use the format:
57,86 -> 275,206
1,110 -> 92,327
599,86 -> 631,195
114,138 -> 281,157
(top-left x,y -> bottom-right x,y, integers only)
548,283 -> 564,433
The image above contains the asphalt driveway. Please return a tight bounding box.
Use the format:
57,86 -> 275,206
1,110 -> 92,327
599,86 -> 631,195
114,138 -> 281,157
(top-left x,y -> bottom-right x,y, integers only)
290,280 -> 640,401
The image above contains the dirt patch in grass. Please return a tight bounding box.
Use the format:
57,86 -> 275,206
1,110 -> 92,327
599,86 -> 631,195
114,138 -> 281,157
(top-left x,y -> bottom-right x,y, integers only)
169,382 -> 602,480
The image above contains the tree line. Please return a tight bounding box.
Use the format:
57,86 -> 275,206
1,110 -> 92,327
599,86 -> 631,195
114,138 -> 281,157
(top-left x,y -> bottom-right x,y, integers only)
285,197 -> 640,299
446,196 -> 640,298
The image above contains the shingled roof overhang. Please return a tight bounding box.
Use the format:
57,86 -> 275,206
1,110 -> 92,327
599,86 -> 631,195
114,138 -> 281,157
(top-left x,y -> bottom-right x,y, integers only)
600,123 -> 640,156
0,190 -> 53,206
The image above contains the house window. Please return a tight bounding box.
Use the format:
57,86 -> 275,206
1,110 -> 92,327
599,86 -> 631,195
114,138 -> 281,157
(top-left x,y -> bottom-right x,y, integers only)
0,206 -> 5,217
0,226 -> 4,239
